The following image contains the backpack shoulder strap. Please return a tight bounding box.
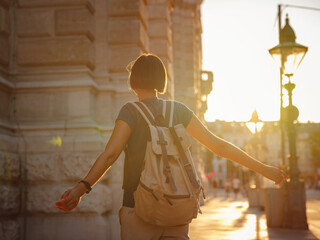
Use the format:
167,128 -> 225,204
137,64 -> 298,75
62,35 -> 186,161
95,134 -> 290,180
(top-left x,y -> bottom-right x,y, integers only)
169,101 -> 174,127
130,102 -> 156,126
164,101 -> 175,127
138,101 -> 156,123
162,99 -> 167,119
169,126 -> 200,189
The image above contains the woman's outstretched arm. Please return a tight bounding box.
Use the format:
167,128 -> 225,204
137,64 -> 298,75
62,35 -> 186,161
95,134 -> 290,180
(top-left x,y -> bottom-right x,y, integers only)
56,120 -> 131,211
186,115 -> 284,184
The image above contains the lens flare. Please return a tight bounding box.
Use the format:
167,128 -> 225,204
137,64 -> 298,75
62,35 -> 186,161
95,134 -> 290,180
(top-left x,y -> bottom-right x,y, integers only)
49,136 -> 62,147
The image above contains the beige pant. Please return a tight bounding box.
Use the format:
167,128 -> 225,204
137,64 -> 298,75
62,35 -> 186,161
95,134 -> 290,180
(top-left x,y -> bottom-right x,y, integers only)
119,206 -> 190,240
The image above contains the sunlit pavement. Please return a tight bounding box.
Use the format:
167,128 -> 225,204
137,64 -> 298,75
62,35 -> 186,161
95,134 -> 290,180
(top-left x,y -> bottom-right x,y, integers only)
189,189 -> 320,240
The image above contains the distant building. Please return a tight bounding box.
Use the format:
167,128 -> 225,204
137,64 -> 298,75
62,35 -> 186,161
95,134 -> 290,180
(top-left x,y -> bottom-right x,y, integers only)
206,120 -> 320,188
206,121 -> 252,186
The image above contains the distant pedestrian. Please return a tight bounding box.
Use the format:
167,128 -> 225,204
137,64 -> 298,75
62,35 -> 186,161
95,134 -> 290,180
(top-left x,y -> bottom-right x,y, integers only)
212,178 -> 218,198
224,178 -> 231,198
232,177 -> 241,200
242,180 -> 249,197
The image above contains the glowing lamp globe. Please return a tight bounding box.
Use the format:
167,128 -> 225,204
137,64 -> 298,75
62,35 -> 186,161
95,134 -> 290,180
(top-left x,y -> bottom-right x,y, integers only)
269,15 -> 308,76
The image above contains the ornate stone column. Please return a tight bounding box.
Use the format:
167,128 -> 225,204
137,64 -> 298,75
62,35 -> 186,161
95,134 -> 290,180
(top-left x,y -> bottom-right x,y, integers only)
10,1 -> 115,239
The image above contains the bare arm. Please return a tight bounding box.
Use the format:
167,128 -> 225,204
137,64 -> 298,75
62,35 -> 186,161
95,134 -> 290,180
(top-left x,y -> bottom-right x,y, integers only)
186,115 -> 284,183
82,120 -> 131,188
56,120 -> 131,211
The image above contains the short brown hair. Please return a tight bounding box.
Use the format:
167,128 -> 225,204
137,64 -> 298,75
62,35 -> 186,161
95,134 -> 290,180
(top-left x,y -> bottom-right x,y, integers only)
128,53 -> 167,93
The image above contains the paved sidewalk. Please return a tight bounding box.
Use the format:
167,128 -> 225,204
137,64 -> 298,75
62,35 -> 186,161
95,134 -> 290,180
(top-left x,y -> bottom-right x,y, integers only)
189,189 -> 320,240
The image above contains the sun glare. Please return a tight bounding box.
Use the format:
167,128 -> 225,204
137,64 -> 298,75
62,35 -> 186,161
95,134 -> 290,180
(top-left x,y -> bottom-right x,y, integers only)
245,122 -> 264,134
230,214 -> 268,240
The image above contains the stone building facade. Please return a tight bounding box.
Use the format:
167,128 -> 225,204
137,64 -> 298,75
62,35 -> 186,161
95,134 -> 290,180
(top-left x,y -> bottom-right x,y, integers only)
206,121 -> 320,188
0,0 -> 207,239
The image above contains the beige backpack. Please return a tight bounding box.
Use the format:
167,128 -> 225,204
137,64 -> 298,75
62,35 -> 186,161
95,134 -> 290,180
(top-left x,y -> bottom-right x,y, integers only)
130,100 -> 204,227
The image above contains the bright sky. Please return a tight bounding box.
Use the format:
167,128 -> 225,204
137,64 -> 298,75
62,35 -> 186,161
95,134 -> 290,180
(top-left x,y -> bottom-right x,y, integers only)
201,0 -> 320,123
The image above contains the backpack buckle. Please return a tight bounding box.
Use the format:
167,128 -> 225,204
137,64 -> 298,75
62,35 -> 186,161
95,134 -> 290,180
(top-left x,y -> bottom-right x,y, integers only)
157,140 -> 168,146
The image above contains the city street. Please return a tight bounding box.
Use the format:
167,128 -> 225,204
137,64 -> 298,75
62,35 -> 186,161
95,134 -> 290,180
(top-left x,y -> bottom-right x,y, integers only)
189,189 -> 320,240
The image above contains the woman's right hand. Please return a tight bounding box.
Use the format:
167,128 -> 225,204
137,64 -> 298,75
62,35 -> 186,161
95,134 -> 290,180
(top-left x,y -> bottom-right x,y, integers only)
55,184 -> 86,212
263,165 -> 286,184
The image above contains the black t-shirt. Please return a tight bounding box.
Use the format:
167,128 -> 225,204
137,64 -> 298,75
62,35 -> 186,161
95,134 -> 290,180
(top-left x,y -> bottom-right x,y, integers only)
116,97 -> 194,207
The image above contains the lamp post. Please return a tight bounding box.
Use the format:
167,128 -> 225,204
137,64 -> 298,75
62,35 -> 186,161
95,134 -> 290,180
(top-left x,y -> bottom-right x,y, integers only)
283,76 -> 300,182
246,110 -> 264,208
246,110 -> 263,158
247,110 -> 264,181
277,5 -> 286,168
269,14 -> 308,229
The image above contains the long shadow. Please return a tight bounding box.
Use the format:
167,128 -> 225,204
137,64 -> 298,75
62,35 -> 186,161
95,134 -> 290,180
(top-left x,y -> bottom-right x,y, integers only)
267,227 -> 319,240
231,206 -> 319,240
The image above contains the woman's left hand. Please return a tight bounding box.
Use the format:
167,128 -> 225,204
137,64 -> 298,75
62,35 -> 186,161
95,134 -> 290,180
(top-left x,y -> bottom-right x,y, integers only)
55,185 -> 85,212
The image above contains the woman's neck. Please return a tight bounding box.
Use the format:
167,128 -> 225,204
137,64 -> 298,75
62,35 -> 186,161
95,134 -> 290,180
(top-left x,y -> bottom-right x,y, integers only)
136,89 -> 157,101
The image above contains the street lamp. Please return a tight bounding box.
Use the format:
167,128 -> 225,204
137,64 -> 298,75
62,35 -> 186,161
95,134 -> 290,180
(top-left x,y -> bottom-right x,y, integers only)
246,110 -> 264,208
246,109 -> 263,135
246,110 -> 264,185
269,14 -> 308,229
269,10 -> 308,167
269,14 -> 308,183
268,17 -> 308,76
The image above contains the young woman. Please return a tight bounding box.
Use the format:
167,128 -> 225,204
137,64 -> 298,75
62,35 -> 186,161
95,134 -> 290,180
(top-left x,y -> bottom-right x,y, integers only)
56,53 -> 284,239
